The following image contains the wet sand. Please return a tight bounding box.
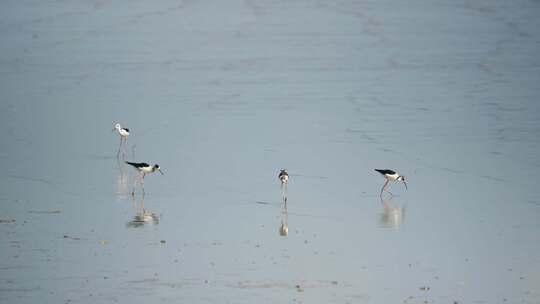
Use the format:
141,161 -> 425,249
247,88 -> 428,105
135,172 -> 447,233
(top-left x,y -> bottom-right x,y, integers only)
1,1 -> 540,303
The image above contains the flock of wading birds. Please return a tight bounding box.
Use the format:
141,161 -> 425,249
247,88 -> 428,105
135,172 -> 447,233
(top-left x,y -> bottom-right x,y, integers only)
113,123 -> 408,198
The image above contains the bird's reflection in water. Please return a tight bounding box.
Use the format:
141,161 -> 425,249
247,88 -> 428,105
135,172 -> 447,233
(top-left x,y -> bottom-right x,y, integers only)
279,200 -> 289,236
126,193 -> 159,228
379,196 -> 405,229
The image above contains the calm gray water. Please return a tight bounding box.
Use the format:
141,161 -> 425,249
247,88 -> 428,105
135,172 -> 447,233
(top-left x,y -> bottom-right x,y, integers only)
1,1 -> 540,303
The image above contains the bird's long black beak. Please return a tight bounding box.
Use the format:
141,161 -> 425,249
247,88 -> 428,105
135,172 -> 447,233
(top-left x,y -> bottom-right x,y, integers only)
158,169 -> 164,175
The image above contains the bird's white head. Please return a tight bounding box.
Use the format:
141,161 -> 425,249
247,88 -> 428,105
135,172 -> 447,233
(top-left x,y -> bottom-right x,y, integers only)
114,123 -> 121,130
153,164 -> 164,175
397,175 -> 407,190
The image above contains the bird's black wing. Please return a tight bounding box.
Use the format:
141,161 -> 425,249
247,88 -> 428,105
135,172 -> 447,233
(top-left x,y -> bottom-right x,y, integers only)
123,128 -> 130,132
125,161 -> 149,168
374,169 -> 395,175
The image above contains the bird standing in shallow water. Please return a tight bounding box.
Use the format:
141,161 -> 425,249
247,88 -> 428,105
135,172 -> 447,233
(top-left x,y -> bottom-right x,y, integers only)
375,169 -> 407,197
113,123 -> 130,156
279,169 -> 289,202
125,161 -> 164,195
279,169 -> 289,186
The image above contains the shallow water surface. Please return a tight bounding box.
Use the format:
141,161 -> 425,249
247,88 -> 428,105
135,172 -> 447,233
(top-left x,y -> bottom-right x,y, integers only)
1,0 -> 540,303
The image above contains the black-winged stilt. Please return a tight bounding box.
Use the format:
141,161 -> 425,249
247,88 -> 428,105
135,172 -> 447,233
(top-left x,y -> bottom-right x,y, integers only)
374,169 -> 407,196
113,123 -> 130,156
113,123 -> 130,141
125,161 -> 164,195
279,169 -> 289,185
278,169 -> 289,202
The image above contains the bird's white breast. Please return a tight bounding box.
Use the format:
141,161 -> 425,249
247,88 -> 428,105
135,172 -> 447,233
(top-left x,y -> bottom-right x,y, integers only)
119,129 -> 129,137
140,167 -> 153,173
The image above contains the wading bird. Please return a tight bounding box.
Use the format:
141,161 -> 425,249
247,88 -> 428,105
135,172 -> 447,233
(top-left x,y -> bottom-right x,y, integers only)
278,169 -> 289,203
375,169 -> 407,196
113,123 -> 130,155
125,161 -> 164,195
279,169 -> 289,186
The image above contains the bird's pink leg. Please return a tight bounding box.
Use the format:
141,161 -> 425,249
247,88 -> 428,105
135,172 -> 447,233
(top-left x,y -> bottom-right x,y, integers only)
140,192 -> 145,212
132,172 -> 144,196
384,180 -> 393,196
380,179 -> 390,197
122,137 -> 128,156
117,137 -> 122,158
132,173 -> 139,196
141,173 -> 146,195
